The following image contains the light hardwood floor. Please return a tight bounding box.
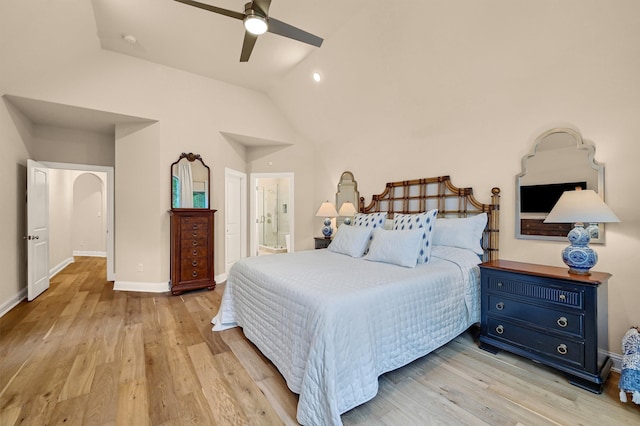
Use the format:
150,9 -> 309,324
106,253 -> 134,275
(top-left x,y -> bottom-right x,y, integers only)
1,257 -> 638,425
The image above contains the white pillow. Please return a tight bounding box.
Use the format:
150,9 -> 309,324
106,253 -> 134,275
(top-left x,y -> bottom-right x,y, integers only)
432,213 -> 487,255
327,225 -> 372,258
393,209 -> 438,264
365,228 -> 423,268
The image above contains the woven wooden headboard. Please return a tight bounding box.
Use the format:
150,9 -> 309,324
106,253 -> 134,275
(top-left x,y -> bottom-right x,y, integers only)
359,176 -> 500,262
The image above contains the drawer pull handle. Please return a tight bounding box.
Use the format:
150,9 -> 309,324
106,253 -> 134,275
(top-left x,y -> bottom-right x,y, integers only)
497,282 -> 503,287
495,325 -> 504,335
192,241 -> 198,246
192,224 -> 198,229
192,250 -> 197,256
192,260 -> 198,267
559,294 -> 566,301
557,317 -> 568,327
557,344 -> 568,355
192,271 -> 198,277
192,231 -> 198,237
496,302 -> 505,311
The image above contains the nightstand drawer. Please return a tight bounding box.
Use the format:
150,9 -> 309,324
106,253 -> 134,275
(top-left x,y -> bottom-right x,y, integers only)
486,274 -> 583,308
487,294 -> 584,337
486,317 -> 585,368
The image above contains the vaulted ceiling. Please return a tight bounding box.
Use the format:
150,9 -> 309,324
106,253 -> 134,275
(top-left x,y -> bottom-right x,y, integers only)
91,0 -> 365,92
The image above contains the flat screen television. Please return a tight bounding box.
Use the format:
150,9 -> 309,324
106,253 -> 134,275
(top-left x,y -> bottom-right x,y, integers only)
520,181 -> 587,214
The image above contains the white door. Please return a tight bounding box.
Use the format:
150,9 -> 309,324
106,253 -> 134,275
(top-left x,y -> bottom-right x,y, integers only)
27,159 -> 50,301
225,169 -> 246,274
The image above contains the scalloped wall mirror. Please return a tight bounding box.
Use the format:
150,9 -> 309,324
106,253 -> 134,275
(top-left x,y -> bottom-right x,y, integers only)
516,128 -> 606,243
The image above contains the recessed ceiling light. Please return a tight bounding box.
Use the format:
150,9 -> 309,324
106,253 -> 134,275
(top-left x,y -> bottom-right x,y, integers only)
312,72 -> 321,82
122,34 -> 137,45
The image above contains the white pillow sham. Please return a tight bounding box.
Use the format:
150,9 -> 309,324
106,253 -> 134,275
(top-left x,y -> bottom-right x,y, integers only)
327,225 -> 372,258
393,209 -> 438,264
365,228 -> 423,268
432,213 -> 487,255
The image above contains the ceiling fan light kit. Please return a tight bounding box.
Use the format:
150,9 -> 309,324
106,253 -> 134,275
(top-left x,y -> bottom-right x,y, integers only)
174,0 -> 323,62
244,14 -> 268,35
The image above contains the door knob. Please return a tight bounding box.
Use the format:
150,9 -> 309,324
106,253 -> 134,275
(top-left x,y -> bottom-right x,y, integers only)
23,235 -> 39,240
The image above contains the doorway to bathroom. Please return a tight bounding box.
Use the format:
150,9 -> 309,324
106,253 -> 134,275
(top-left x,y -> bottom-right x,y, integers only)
250,173 -> 294,256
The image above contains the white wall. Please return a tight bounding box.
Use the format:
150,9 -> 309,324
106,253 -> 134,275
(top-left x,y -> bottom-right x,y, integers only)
269,0 -> 640,353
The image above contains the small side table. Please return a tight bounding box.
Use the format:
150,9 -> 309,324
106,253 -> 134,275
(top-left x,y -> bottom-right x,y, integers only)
314,237 -> 332,249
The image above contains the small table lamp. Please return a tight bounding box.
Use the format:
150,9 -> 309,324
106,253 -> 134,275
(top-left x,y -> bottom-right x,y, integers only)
338,201 -> 357,225
544,188 -> 620,275
315,201 -> 339,238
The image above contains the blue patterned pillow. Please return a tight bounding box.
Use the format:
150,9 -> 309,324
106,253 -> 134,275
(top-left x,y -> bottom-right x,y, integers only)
353,212 -> 387,229
393,209 -> 438,264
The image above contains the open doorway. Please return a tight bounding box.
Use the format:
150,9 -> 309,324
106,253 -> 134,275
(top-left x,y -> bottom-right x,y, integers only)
43,162 -> 115,281
250,173 -> 294,256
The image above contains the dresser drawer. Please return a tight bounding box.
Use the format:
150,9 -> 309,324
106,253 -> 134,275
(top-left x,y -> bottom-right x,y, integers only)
487,294 -> 584,337
181,237 -> 208,250
180,261 -> 209,282
181,218 -> 209,232
180,227 -> 209,239
486,273 -> 583,308
486,317 -> 585,369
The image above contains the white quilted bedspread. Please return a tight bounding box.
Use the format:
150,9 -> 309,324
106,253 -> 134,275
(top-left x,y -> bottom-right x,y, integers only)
212,246 -> 481,426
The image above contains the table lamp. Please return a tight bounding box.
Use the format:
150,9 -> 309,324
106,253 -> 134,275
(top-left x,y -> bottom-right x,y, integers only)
315,201 -> 338,238
544,188 -> 620,275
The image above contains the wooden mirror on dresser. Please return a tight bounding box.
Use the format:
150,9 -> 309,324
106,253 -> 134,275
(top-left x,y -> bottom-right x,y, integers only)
169,153 -> 216,295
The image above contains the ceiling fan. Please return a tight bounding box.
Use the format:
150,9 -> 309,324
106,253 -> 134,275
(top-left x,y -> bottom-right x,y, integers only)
174,0 -> 323,62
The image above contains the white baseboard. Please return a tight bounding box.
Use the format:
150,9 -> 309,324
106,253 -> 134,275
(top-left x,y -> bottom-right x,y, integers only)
0,288 -> 27,318
50,257 -> 74,278
113,281 -> 170,293
215,272 -> 228,284
609,351 -> 622,373
73,251 -> 107,257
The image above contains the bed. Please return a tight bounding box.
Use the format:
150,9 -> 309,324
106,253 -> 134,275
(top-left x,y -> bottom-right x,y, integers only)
212,176 -> 500,426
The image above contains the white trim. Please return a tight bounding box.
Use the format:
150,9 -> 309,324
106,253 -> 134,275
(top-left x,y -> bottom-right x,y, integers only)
224,168 -> 247,273
42,161 -> 115,281
608,350 -> 622,373
250,172 -> 295,257
73,251 -> 107,257
50,257 -> 74,278
215,272 -> 228,284
0,289 -> 27,318
113,281 -> 170,293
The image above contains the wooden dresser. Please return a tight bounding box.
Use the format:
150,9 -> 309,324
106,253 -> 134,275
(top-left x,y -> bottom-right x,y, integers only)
169,209 -> 216,295
479,260 -> 611,393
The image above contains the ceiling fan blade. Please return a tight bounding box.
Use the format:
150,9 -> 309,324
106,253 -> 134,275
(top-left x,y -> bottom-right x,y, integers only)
252,0 -> 271,16
240,31 -> 259,62
267,18 -> 323,47
174,0 -> 245,20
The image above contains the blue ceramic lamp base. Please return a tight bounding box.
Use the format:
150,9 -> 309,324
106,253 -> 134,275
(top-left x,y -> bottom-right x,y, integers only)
321,218 -> 333,238
562,224 -> 597,275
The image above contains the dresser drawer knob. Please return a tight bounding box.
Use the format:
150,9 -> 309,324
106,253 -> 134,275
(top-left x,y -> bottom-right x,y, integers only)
192,270 -> 198,277
496,302 -> 505,311
192,260 -> 198,267
192,224 -> 198,229
559,294 -> 566,301
497,282 -> 503,287
192,231 -> 198,237
495,325 -> 504,334
557,344 -> 568,355
192,241 -> 198,246
192,250 -> 197,256
557,317 -> 568,327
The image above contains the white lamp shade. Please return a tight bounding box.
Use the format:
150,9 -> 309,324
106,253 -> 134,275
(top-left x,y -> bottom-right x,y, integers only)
315,201 -> 338,217
338,202 -> 357,216
544,189 -> 620,224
